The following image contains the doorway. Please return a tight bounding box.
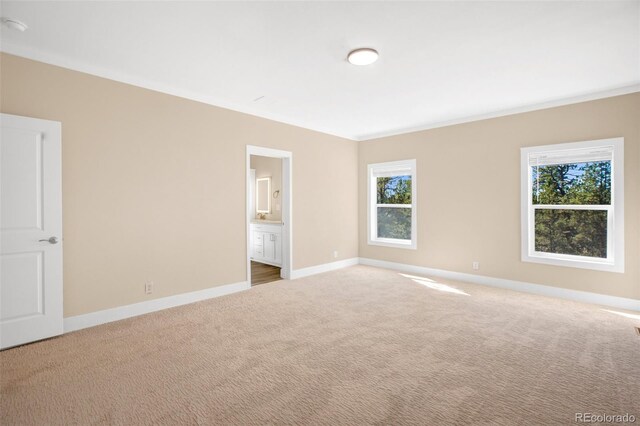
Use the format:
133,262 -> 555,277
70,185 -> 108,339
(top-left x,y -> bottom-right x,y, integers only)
246,146 -> 292,287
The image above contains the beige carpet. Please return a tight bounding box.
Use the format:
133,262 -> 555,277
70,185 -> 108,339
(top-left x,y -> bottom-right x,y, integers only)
1,265 -> 639,425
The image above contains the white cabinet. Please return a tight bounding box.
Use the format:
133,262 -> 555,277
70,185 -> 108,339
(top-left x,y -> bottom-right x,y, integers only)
251,223 -> 282,267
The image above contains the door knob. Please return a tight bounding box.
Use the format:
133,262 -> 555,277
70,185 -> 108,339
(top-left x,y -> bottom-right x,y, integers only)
39,237 -> 59,244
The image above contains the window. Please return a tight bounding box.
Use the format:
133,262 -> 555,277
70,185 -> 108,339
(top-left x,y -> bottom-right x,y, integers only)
368,159 -> 417,249
520,138 -> 624,272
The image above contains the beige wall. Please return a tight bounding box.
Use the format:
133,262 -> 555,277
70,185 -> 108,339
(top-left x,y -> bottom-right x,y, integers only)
0,53 -> 359,317
2,53 -> 637,320
359,93 -> 640,300
250,155 -> 282,221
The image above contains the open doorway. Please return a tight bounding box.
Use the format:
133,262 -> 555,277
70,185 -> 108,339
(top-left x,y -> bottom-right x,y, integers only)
246,146 -> 292,287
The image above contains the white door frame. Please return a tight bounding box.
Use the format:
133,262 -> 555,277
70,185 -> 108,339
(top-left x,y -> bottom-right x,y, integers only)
246,145 -> 292,283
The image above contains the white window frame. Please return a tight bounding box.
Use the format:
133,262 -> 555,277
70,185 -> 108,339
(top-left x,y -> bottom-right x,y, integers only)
520,138 -> 624,273
368,159 -> 417,250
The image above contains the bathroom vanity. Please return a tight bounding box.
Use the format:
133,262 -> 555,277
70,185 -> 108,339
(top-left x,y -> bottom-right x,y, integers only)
250,221 -> 282,267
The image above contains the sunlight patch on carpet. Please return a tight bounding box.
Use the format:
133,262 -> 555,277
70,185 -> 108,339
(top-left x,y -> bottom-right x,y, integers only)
601,309 -> 640,321
399,273 -> 469,296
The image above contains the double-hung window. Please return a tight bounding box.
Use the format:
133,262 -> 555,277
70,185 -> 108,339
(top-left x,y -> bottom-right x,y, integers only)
368,159 -> 417,249
520,138 -> 624,272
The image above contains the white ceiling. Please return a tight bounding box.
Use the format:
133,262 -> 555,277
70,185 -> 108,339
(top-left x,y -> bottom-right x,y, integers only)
1,1 -> 639,141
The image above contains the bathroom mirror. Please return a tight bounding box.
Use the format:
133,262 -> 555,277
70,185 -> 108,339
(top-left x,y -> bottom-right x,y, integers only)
256,177 -> 271,213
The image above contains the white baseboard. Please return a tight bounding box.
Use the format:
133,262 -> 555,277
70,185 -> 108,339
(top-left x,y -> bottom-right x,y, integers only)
359,258 -> 640,312
63,257 -> 638,334
64,281 -> 250,333
291,257 -> 360,279
64,256 -> 358,334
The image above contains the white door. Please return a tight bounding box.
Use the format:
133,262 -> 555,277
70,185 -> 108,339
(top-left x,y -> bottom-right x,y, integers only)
1,114 -> 63,350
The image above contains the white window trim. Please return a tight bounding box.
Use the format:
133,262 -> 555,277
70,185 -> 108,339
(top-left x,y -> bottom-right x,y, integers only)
368,159 -> 417,250
520,138 -> 624,273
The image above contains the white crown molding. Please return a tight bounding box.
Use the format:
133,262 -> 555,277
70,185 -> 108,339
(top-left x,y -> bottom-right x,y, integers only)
3,42 -> 638,143
359,258 -> 640,312
290,257 -> 359,279
0,41 -> 355,141
357,84 -> 640,141
64,281 -> 249,333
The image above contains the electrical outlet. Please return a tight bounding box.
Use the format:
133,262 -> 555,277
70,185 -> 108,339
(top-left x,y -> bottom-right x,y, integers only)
472,262 -> 480,271
333,250 -> 338,259
145,281 -> 153,295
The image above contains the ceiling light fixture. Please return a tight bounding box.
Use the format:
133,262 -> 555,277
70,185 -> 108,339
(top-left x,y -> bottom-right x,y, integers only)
1,17 -> 28,32
347,48 -> 378,66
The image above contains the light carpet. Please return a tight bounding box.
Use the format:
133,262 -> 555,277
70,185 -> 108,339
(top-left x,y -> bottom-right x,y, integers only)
1,265 -> 639,425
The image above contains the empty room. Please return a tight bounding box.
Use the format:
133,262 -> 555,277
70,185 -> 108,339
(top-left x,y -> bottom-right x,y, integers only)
1,1 -> 639,424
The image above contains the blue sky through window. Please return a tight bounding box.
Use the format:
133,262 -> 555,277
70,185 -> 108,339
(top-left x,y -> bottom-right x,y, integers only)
377,175 -> 411,204
531,161 -> 610,204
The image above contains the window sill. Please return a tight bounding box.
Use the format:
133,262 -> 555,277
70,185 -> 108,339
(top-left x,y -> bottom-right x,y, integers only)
522,253 -> 624,273
368,238 -> 417,250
